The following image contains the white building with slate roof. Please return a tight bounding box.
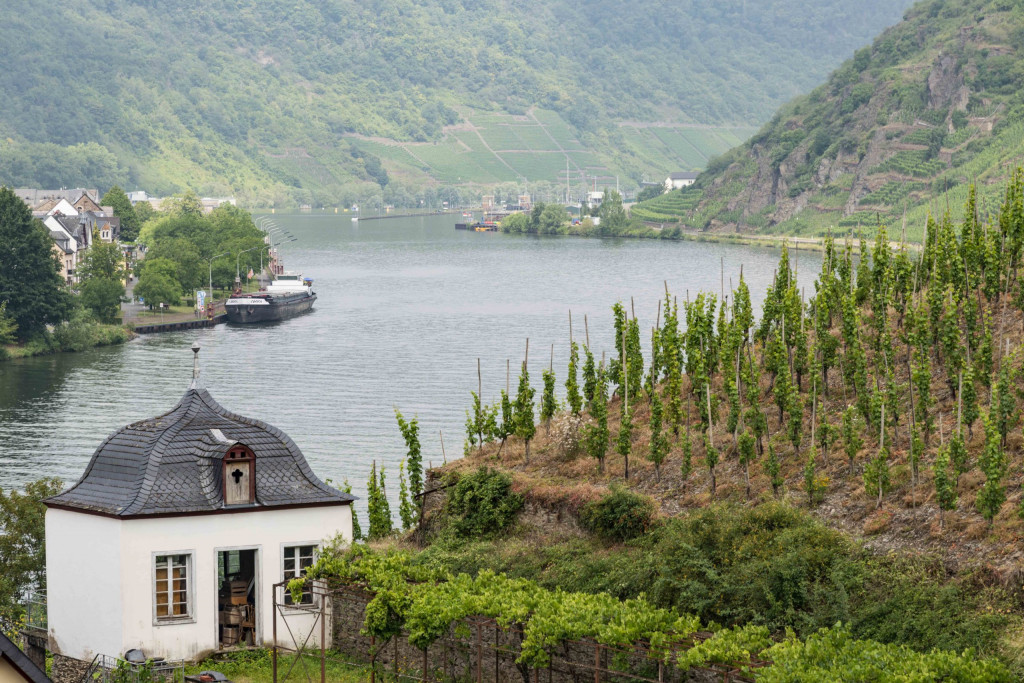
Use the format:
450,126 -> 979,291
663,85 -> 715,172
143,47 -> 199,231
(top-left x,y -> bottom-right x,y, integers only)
44,345 -> 353,676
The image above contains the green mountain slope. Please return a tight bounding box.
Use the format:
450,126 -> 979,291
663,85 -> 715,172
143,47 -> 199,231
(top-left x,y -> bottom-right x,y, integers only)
0,0 -> 911,206
649,0 -> 1024,239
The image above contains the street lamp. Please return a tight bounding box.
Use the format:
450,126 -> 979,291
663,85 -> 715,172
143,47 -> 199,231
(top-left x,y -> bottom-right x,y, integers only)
208,251 -> 230,304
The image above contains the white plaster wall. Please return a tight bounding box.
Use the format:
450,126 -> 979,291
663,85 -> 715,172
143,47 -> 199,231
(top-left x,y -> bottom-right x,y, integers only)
118,505 -> 351,661
45,508 -> 123,661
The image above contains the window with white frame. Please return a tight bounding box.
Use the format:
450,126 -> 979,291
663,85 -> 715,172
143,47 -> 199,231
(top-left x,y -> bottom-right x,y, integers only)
155,554 -> 191,620
282,545 -> 316,605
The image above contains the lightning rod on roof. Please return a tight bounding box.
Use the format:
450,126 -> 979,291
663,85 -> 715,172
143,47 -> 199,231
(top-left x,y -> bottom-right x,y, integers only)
192,342 -> 201,381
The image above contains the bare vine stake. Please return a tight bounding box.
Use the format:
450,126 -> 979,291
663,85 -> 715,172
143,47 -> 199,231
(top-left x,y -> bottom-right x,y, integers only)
569,309 -> 573,344
585,314 -> 590,349
440,431 -> 447,464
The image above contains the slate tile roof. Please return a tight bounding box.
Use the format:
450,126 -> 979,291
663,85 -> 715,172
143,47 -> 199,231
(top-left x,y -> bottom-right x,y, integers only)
0,632 -> 51,683
46,385 -> 354,517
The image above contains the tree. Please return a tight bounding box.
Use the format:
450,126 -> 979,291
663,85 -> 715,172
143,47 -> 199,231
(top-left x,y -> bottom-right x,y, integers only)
680,422 -> 693,486
514,361 -> 536,463
395,410 -> 423,502
704,433 -> 719,496
101,185 -> 140,241
0,478 -> 63,630
77,241 -> 127,323
0,187 -> 72,339
133,269 -> 181,310
566,341 -> 583,415
496,390 -> 514,451
366,462 -> 392,540
647,394 -> 669,482
597,189 -> 627,233
618,402 -> 634,479
976,412 -> 1006,525
0,301 -> 16,344
583,367 -> 609,472
79,277 -> 125,324
398,460 -> 415,531
163,190 -> 204,218
541,367 -> 557,433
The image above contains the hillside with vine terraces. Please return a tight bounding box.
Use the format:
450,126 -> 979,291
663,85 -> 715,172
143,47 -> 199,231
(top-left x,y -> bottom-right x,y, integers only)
635,0 -> 1024,239
454,178 -> 1024,565
321,171 -> 1024,680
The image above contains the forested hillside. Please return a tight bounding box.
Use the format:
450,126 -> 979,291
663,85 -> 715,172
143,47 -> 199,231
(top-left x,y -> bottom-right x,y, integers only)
0,0 -> 911,206
647,0 -> 1024,238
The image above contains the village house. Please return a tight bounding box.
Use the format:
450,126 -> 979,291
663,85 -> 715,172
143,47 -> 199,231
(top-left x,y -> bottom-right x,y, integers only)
664,171 -> 698,190
43,346 -> 354,680
14,188 -> 99,208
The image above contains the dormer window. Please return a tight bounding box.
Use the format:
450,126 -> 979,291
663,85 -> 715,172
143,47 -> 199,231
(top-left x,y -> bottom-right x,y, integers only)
223,444 -> 255,506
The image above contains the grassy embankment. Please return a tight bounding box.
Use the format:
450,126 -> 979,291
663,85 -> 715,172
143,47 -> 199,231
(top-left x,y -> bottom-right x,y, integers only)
187,650 -> 371,683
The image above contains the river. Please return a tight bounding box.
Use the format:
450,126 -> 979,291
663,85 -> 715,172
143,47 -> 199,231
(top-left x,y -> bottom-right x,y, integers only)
0,213 -> 821,518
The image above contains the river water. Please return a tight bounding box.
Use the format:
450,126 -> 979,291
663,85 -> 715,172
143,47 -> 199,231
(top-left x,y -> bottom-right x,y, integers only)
0,213 -> 820,517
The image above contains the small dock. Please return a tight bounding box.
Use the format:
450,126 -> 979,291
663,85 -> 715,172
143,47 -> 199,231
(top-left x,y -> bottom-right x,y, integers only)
132,314 -> 228,335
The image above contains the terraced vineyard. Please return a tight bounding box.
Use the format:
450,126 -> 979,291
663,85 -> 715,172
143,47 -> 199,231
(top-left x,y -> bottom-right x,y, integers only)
630,187 -> 702,223
347,110 -> 757,188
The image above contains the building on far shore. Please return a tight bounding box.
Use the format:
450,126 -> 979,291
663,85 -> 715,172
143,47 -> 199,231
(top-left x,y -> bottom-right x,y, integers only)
43,346 -> 354,680
13,188 -> 99,207
664,171 -> 698,191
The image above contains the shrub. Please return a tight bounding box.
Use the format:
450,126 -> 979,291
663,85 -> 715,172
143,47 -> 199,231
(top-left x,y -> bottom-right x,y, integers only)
445,468 -> 524,538
580,487 -> 655,542
551,413 -> 587,458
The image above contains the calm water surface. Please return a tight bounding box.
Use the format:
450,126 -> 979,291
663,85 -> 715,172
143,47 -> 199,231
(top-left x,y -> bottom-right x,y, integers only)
0,214 -> 820,517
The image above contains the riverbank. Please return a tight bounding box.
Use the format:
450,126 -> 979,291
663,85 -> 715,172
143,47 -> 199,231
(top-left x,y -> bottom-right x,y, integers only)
1,315 -> 133,362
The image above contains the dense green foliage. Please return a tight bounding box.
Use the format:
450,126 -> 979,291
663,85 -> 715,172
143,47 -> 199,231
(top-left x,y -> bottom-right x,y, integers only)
0,1 -> 911,202
416,502 -> 1018,672
0,478 -> 63,632
579,487 -> 655,542
650,0 -> 1024,237
0,187 -> 72,339
100,186 -> 140,242
77,241 -> 126,322
302,536 -> 1010,680
137,194 -> 266,298
443,468 -> 524,539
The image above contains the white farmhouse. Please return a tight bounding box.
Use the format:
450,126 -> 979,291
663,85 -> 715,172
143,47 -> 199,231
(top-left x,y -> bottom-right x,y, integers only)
664,171 -> 698,191
44,346 -> 354,680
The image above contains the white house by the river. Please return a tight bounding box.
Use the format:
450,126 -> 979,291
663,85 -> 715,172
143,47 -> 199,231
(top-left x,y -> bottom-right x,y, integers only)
43,345 -> 353,679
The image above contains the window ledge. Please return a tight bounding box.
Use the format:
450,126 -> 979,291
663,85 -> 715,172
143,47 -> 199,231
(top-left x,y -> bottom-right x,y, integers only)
153,616 -> 196,626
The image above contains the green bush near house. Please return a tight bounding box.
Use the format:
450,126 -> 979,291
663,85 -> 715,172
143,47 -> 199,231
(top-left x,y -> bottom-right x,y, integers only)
579,487 -> 655,542
444,467 -> 524,539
